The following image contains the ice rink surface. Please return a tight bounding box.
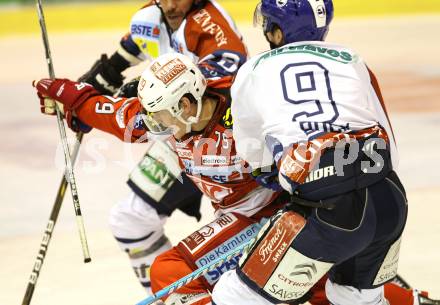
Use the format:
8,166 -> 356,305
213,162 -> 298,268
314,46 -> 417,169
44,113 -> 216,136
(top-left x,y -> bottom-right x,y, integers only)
0,15 -> 439,305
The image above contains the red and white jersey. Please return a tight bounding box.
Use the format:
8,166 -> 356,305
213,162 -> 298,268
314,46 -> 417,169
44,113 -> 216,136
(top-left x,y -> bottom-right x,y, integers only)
120,0 -> 248,81
231,41 -> 399,171
75,88 -> 278,217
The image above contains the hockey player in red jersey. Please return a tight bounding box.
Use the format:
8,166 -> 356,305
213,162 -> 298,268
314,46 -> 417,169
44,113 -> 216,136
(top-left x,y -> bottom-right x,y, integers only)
76,0 -> 248,292
34,51 -> 439,305
37,53 -> 275,216
35,52 -> 284,303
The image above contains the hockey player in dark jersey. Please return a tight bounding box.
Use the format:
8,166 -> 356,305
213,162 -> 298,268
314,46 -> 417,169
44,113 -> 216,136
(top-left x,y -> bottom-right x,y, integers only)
211,1 -> 439,305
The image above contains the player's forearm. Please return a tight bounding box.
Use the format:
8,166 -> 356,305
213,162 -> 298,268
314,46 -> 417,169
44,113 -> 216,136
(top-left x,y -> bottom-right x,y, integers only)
75,96 -> 147,142
118,34 -> 144,67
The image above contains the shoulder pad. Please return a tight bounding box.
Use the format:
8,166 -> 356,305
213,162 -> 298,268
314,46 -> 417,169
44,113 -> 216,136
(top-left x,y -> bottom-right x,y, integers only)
129,5 -> 162,57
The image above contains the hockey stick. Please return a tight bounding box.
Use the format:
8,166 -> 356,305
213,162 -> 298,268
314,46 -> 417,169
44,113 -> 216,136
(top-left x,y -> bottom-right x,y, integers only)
21,132 -> 84,305
35,0 -> 91,262
136,237 -> 256,305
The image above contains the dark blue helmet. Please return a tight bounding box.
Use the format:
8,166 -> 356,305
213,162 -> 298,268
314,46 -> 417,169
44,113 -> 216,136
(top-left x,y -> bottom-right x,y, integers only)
254,0 -> 334,44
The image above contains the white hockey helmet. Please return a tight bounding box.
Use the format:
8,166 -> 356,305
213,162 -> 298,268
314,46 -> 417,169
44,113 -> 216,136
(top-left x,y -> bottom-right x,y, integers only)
138,52 -> 207,134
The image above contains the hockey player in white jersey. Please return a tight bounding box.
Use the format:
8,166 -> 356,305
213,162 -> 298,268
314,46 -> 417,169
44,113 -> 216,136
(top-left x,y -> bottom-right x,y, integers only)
212,0 -> 410,304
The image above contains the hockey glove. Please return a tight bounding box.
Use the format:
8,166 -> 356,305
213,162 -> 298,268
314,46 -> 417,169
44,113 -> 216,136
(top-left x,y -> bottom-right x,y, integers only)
116,76 -> 140,98
78,53 -> 128,95
34,78 -> 98,133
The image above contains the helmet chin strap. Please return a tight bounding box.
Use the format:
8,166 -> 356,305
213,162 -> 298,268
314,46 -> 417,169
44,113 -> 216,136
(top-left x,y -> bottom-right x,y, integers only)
176,98 -> 202,133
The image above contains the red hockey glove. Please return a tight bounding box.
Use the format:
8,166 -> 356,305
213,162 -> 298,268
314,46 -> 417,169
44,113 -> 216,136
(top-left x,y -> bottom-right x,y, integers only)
33,78 -> 99,132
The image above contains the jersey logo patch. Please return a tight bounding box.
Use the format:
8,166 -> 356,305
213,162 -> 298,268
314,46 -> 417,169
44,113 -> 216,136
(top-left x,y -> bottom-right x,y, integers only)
201,155 -> 228,165
192,9 -> 228,47
197,223 -> 260,285
221,107 -> 233,128
133,113 -> 145,130
131,22 -> 160,39
181,214 -> 239,254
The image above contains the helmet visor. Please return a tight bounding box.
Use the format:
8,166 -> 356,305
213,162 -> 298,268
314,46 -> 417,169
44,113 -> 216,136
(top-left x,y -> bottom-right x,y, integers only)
141,110 -> 173,135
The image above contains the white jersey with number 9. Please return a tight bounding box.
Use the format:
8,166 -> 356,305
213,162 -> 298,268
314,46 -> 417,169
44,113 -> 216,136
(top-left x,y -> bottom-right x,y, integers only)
231,41 -> 398,171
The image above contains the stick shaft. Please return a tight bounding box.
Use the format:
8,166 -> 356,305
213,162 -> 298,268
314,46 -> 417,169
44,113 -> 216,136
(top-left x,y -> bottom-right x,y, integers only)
136,237 -> 255,305
21,132 -> 84,305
